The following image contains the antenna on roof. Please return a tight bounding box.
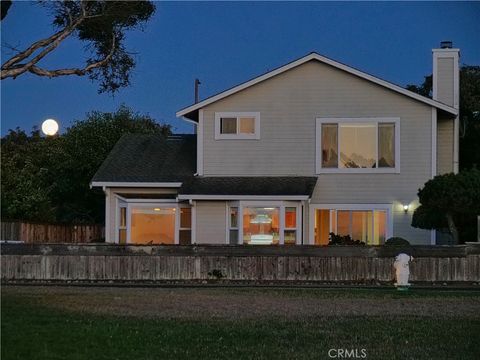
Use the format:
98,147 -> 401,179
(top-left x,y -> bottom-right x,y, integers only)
194,78 -> 201,104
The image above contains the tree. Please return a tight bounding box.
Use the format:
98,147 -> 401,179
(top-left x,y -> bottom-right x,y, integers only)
1,1 -> 155,93
406,65 -> 480,170
1,127 -> 59,222
412,169 -> 480,244
1,105 -> 171,223
1,1 -> 12,21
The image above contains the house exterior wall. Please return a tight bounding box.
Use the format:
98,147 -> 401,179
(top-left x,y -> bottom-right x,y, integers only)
201,60 -> 439,243
194,201 -> 227,244
437,118 -> 454,175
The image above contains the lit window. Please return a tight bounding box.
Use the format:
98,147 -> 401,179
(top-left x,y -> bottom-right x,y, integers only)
284,207 -> 297,245
179,207 -> 192,245
314,209 -> 387,245
239,117 -> 255,134
130,207 -> 175,245
229,207 -> 239,245
118,206 -> 127,244
220,117 -> 236,134
243,207 -> 280,245
318,119 -> 398,172
215,112 -> 260,139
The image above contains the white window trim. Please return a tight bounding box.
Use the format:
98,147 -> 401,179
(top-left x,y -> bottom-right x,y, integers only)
315,117 -> 400,174
115,198 -> 127,244
228,200 -> 302,245
197,110 -> 204,175
226,202 -> 240,244
214,112 -> 260,140
308,203 -> 394,245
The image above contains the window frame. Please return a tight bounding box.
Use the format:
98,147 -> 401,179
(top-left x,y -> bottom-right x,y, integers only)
114,195 -> 192,245
215,112 -> 261,140
315,117 -> 400,174
308,203 -> 393,245
227,201 -> 302,245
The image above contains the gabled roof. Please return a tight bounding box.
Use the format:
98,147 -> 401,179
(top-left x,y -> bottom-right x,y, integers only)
91,134 -> 196,186
177,52 -> 458,120
178,176 -> 317,200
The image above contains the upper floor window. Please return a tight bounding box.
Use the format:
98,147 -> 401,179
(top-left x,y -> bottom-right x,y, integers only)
316,118 -> 400,173
215,112 -> 260,140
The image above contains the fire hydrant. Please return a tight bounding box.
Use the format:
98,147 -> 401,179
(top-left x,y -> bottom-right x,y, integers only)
394,253 -> 413,289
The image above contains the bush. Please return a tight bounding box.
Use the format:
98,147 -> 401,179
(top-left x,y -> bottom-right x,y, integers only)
328,233 -> 365,246
385,237 -> 410,246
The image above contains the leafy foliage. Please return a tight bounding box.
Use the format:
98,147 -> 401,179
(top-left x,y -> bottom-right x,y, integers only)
406,75 -> 432,98
407,65 -> 480,170
412,169 -> 480,243
385,237 -> 411,246
1,105 -> 171,223
1,1 -> 155,93
459,66 -> 480,170
328,233 -> 366,246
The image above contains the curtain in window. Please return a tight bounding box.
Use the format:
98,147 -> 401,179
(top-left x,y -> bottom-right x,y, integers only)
322,124 -> 338,167
378,123 -> 395,167
239,117 -> 255,134
220,117 -> 237,134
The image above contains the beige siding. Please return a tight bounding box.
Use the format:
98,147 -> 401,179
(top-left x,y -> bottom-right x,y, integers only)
201,60 -> 437,244
436,57 -> 455,107
195,201 -> 227,244
437,118 -> 454,174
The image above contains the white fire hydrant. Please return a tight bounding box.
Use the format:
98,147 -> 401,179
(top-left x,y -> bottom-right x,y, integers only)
394,253 -> 414,288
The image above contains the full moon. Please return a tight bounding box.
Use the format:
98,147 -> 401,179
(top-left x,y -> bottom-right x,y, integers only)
41,119 -> 59,136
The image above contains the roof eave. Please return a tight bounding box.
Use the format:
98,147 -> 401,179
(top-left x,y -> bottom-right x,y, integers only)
176,52 -> 458,118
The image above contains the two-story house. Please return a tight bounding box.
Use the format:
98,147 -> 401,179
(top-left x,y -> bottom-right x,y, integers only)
91,43 -> 459,246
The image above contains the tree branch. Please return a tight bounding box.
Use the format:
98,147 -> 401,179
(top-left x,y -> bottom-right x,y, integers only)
26,34 -> 116,78
1,16 -> 84,77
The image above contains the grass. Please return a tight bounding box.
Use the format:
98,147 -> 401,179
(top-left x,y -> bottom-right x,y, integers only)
2,287 -> 480,360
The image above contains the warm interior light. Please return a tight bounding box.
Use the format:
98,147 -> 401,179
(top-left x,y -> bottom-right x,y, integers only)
403,204 -> 409,212
153,208 -> 161,211
41,119 -> 59,136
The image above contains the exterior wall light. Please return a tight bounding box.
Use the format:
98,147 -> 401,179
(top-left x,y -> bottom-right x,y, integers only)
403,204 -> 409,213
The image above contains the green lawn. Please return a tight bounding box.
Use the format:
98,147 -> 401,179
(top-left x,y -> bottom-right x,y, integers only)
2,287 -> 480,360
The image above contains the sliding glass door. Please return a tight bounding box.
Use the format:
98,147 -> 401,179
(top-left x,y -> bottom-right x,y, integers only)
314,208 -> 389,245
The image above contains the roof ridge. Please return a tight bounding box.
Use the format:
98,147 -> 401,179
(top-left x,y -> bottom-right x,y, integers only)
177,52 -> 457,119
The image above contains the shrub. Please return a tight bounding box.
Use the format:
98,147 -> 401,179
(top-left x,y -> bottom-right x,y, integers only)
385,237 -> 410,246
328,233 -> 365,246
207,269 -> 224,279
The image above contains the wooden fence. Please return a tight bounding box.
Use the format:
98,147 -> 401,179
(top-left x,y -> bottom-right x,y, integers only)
1,221 -> 104,243
2,244 -> 479,284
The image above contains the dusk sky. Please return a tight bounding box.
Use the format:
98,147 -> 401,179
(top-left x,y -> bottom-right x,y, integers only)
1,1 -> 479,135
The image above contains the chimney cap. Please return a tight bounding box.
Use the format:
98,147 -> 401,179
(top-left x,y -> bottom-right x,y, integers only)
440,41 -> 453,49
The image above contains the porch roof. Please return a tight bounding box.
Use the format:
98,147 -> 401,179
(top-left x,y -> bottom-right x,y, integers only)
178,177 -> 317,199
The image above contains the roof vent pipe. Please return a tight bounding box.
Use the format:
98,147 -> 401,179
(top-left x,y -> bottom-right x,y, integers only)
194,78 -> 201,104
440,41 -> 453,49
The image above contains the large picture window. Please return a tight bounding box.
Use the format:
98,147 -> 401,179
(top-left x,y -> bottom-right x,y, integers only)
228,202 -> 301,245
317,118 -> 400,173
130,207 -> 176,245
243,207 -> 280,245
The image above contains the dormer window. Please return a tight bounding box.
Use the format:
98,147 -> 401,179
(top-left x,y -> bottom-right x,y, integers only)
316,118 -> 400,173
215,112 -> 260,140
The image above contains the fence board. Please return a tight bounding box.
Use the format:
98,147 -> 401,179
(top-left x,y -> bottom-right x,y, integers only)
1,221 -> 104,243
2,244 -> 480,284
